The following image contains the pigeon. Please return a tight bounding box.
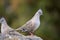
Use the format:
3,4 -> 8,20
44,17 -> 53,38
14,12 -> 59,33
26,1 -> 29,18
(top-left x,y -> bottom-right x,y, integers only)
0,17 -> 25,40
16,9 -> 43,36
0,17 -> 15,39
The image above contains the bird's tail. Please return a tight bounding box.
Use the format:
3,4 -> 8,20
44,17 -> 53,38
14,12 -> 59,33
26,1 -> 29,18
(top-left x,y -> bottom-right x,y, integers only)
15,28 -> 20,31
15,27 -> 22,31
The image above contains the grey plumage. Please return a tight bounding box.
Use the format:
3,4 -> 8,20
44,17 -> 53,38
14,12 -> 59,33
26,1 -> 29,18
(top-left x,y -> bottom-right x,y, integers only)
16,9 -> 43,33
0,17 -> 14,38
0,17 -> 23,39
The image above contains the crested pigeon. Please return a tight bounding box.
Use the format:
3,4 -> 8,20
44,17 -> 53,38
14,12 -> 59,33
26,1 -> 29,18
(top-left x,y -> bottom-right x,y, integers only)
0,17 -> 14,38
0,17 -> 23,40
16,9 -> 43,35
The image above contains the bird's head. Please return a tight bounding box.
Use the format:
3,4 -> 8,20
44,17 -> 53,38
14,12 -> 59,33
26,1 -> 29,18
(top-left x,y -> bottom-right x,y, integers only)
38,9 -> 43,15
35,9 -> 43,16
0,17 -> 6,24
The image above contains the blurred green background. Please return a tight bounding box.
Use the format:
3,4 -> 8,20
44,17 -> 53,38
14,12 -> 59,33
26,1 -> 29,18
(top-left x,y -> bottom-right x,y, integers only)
0,0 -> 60,40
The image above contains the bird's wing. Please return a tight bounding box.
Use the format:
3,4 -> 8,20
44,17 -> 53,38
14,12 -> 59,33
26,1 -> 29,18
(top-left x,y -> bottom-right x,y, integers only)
8,30 -> 24,38
16,20 -> 36,32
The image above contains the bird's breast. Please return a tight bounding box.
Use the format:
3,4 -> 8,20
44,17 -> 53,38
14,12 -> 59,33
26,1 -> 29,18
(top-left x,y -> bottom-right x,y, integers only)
31,19 -> 40,31
1,24 -> 8,33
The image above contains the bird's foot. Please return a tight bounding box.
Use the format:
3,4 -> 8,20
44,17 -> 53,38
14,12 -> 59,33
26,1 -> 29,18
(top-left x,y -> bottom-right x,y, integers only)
29,32 -> 34,36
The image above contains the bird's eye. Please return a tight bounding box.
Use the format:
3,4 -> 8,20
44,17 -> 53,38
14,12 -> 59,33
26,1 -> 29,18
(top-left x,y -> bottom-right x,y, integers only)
38,12 -> 41,14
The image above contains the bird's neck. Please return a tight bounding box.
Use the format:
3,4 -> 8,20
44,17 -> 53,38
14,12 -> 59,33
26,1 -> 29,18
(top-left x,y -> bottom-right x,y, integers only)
1,22 -> 8,33
32,14 -> 40,21
1,21 -> 8,26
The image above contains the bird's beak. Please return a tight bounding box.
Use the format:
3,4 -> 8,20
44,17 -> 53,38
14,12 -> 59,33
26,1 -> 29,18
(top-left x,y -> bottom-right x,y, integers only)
0,19 -> 1,23
40,13 -> 43,16
41,13 -> 43,15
